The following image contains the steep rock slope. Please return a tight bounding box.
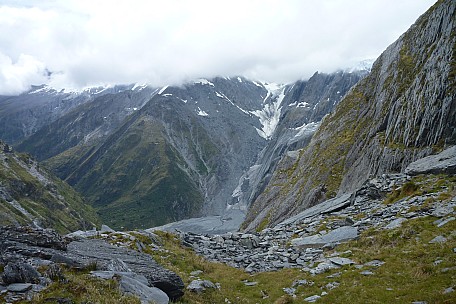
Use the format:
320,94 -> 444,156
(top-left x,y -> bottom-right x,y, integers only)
232,71 -> 367,213
0,141 -> 99,233
243,0 -> 456,231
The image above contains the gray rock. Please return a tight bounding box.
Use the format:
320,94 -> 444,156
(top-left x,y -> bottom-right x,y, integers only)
364,260 -> 385,267
360,271 -> 374,275
429,235 -> 448,244
100,224 -> 115,233
329,257 -> 355,266
405,146 -> 456,176
436,217 -> 455,228
50,253 -> 81,268
91,271 -> 169,304
280,194 -> 352,226
244,281 -> 258,286
187,279 -> 217,293
107,258 -> 131,272
310,262 -> 339,275
0,226 -> 66,250
66,239 -> 184,301
6,283 -> 33,292
443,287 -> 454,294
304,295 -> 321,302
2,263 -> 40,284
190,270 -> 203,276
431,206 -> 454,218
120,274 -> 169,304
292,226 -> 358,248
283,287 -> 296,296
384,218 -> 407,230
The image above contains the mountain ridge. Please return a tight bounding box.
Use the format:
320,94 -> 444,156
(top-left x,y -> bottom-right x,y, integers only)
242,0 -> 456,231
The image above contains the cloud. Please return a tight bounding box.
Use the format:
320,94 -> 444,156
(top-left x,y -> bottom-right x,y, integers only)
0,0 -> 437,94
0,53 -> 48,95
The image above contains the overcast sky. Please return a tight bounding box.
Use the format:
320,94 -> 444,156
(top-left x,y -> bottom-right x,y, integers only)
0,0 -> 436,95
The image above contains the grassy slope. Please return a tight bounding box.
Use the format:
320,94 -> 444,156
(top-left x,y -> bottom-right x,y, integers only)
0,149 -> 99,233
68,117 -> 204,230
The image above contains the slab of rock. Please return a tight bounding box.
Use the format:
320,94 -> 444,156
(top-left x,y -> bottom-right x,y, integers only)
429,235 -> 448,244
405,146 -> 456,176
280,194 -> 352,226
292,226 -> 358,248
384,218 -> 407,230
91,271 -> 169,304
6,283 -> 33,292
67,239 -> 184,301
329,257 -> 355,266
100,225 -> 115,233
304,295 -> 321,302
364,260 -> 385,267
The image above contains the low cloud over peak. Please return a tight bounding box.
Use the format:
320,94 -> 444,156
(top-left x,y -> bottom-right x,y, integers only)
0,0 -> 436,95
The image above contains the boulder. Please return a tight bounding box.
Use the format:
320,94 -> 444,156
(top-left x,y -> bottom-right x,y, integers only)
2,263 -> 40,284
187,279 -> 217,293
405,146 -> 456,176
91,271 -> 169,304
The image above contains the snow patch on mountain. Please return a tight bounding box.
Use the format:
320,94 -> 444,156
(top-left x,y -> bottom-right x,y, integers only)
251,87 -> 286,140
132,83 -> 148,91
194,79 -> 215,86
158,85 -> 169,95
215,91 -> 250,115
197,107 -> 209,117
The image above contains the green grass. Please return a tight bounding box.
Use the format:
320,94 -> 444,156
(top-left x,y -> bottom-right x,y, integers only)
0,152 -> 100,233
18,270 -> 140,304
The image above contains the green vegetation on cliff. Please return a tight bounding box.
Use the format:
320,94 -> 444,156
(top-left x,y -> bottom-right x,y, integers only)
0,141 -> 99,233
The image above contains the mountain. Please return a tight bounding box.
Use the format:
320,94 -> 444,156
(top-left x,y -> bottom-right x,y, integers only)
231,70 -> 367,214
11,72 -> 366,231
0,84 -> 136,145
242,0 -> 456,231
0,141 -> 99,233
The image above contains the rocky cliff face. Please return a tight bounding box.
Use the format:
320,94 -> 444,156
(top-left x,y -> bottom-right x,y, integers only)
232,71 -> 367,215
0,141 -> 99,233
243,0 -> 456,231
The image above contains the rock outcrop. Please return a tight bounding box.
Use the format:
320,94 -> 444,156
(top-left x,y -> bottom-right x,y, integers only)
0,226 -> 184,303
243,0 -> 456,231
